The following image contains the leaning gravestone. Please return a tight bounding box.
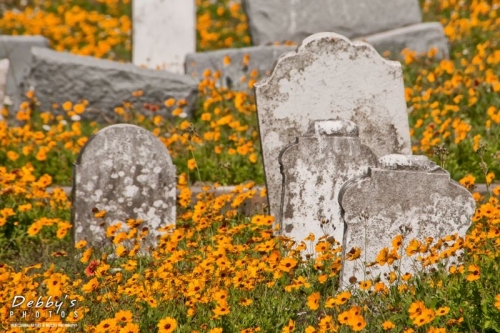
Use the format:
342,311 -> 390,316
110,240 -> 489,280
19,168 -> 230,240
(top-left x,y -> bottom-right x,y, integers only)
0,59 -> 8,117
20,47 -> 197,121
243,0 -> 422,45
242,0 -> 448,60
279,119 -> 378,246
0,35 -> 50,108
255,32 -> 411,222
133,0 -> 195,74
339,155 -> 475,288
71,124 -> 176,249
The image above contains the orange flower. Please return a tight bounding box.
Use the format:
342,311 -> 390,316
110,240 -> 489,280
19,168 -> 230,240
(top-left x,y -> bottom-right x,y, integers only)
158,317 -> 177,333
359,280 -> 372,291
85,260 -> 100,276
495,294 -> 500,310
278,258 -> 298,272
307,292 -> 320,310
382,321 -> 395,330
188,158 -> 197,170
466,264 -> 480,281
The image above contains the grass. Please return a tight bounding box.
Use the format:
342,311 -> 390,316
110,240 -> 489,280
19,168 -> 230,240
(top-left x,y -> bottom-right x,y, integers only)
0,0 -> 500,332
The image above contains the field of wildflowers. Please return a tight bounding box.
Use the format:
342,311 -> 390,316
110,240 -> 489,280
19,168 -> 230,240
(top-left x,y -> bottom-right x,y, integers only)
0,0 -> 500,331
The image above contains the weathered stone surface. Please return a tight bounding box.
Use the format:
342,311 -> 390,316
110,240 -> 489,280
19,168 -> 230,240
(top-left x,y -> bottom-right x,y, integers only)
133,0 -> 195,74
185,45 -> 296,90
339,155 -> 475,288
279,119 -> 378,246
0,35 -> 50,108
0,59 -> 8,116
357,22 -> 449,59
243,0 -> 421,45
21,47 -> 198,121
71,124 -> 176,249
255,32 -> 412,221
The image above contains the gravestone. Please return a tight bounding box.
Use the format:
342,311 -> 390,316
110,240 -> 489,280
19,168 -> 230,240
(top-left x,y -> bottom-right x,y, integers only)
279,119 -> 378,247
185,44 -> 296,90
133,0 -> 195,74
0,35 -> 50,108
358,22 -> 449,59
242,0 -> 448,59
20,47 -> 197,121
243,0 -> 422,45
255,32 -> 411,222
71,124 -> 176,249
0,59 -> 8,117
339,155 -> 475,288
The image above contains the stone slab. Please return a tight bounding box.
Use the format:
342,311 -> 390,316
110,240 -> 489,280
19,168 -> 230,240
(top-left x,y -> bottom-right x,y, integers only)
339,155 -> 475,288
0,35 -> 50,108
255,32 -> 412,221
357,22 -> 449,59
0,59 -> 8,117
185,45 -> 296,90
20,47 -> 198,121
71,124 -> 176,249
243,0 -> 422,45
133,0 -> 196,74
279,120 -> 378,246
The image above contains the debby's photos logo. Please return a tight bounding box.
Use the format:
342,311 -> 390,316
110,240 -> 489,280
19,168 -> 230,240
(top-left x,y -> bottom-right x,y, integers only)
8,294 -> 79,328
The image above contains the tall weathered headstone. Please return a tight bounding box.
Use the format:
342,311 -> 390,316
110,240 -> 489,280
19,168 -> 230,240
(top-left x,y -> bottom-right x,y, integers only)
133,0 -> 196,74
339,155 -> 475,288
71,124 -> 176,249
255,32 -> 412,222
243,0 -> 422,45
0,59 -> 9,117
279,119 -> 378,246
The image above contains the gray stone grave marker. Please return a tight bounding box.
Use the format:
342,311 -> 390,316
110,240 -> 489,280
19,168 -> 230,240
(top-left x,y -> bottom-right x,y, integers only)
20,47 -> 197,122
279,119 -> 378,248
0,35 -> 50,108
243,0 -> 421,45
243,0 -> 448,60
255,32 -> 412,222
339,155 -> 475,288
71,124 -> 176,249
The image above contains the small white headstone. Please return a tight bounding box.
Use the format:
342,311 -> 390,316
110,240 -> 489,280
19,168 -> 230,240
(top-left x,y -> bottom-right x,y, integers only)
255,32 -> 412,222
339,155 -> 475,288
0,59 -> 8,118
279,119 -> 378,248
71,124 -> 176,249
133,0 -> 196,74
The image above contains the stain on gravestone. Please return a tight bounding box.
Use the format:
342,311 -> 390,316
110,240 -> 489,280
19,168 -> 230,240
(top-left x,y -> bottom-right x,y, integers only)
338,155 -> 475,289
255,32 -> 412,222
71,124 -> 176,249
279,119 -> 378,247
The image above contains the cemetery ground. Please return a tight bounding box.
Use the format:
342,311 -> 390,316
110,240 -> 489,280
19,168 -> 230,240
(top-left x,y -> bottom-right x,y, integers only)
0,0 -> 500,332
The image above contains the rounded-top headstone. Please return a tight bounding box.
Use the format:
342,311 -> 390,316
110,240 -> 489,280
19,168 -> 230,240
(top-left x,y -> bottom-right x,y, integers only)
72,124 -> 176,249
